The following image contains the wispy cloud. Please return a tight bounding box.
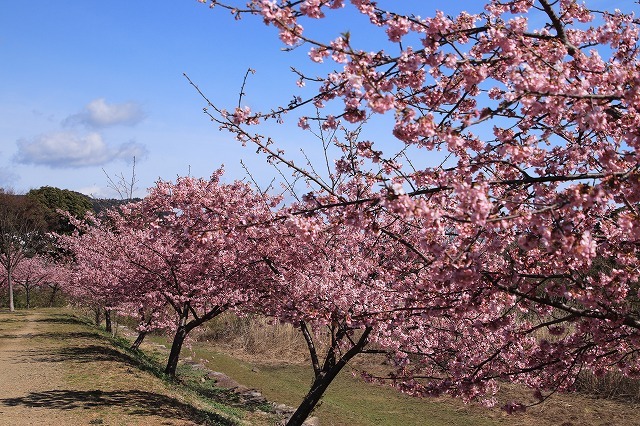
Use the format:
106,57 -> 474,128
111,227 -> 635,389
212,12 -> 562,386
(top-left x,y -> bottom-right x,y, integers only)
0,165 -> 18,188
63,98 -> 145,128
15,131 -> 147,168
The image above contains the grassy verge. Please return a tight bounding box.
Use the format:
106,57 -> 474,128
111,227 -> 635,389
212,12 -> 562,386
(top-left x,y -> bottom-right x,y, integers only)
191,346 -> 499,426
141,331 -> 640,426
140,332 -> 497,426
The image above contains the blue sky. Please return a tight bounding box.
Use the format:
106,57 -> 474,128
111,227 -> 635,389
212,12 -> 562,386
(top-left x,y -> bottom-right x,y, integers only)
1,1 -> 298,197
0,1 -> 626,198
0,0 -> 488,198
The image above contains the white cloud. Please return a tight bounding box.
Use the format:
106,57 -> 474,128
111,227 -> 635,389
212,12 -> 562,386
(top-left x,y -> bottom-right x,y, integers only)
15,131 -> 148,168
63,98 -> 145,128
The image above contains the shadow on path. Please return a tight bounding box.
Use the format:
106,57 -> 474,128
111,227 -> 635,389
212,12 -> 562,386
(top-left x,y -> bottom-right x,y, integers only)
32,316 -> 88,326
0,316 -> 29,323
0,318 -> 28,324
1,389 -> 235,425
17,345 -> 139,366
0,334 -> 23,339
0,331 -> 106,341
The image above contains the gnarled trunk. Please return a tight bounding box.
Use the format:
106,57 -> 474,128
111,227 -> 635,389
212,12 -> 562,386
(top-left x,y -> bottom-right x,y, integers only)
164,303 -> 225,377
287,325 -> 372,426
165,309 -> 189,377
286,366 -> 342,426
130,331 -> 147,350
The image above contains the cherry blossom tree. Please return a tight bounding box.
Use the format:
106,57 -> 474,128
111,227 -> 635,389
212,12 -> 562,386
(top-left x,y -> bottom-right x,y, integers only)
11,255 -> 68,309
0,191 -> 48,311
128,302 -> 168,351
58,214 -> 136,333
59,170 -> 280,376
257,204 -> 432,425
121,172 -> 279,375
193,0 -> 640,414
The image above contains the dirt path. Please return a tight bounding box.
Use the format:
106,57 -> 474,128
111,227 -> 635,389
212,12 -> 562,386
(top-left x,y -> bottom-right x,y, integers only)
0,310 -> 78,424
0,310 -> 236,426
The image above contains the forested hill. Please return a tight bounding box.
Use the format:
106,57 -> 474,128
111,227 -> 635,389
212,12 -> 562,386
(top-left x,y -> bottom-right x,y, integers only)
0,186 -> 142,234
24,185 -> 142,216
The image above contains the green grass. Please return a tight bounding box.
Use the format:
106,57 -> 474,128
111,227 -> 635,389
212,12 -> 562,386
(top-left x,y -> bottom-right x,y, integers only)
108,330 -> 267,423
180,345 -> 499,426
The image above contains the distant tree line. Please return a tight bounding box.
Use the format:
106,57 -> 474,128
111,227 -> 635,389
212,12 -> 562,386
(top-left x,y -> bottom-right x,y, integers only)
0,185 -> 136,310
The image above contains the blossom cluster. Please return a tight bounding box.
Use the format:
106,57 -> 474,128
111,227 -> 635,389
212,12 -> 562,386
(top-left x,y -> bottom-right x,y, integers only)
194,0 -> 640,406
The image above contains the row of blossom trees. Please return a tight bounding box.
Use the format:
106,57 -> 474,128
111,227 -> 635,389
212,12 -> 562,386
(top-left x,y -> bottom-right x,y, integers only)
55,0 -> 640,424
57,170 -> 280,376
9,256 -> 68,308
58,171 -> 445,423
0,190 -> 69,310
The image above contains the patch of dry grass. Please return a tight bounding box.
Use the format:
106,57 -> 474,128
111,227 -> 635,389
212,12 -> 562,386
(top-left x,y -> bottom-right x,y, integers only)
573,370 -> 640,401
194,312 -> 315,364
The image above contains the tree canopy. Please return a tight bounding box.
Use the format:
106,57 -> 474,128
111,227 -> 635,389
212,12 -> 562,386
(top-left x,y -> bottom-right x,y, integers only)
26,186 -> 94,234
192,0 -> 640,419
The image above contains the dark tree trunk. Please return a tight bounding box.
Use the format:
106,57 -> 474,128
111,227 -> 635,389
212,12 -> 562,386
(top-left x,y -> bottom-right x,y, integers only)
287,367 -> 343,426
165,322 -> 187,377
94,307 -> 101,326
164,303 -> 224,377
105,309 -> 112,334
287,326 -> 372,426
130,331 -> 147,350
25,286 -> 30,309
